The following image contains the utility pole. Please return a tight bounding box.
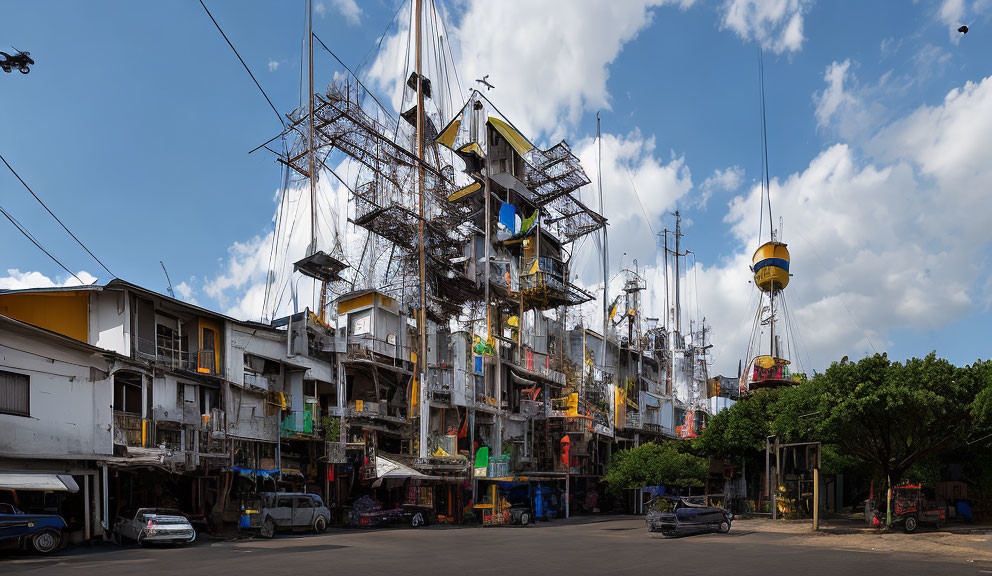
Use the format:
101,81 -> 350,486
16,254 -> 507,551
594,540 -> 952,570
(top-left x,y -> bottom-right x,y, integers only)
662,229 -> 670,398
673,211 -> 682,336
415,0 -> 428,459
597,114 -> 609,345
306,0 -> 329,322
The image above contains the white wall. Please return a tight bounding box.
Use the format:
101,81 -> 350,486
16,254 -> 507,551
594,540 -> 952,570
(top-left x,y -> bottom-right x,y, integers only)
88,290 -> 130,355
0,329 -> 113,459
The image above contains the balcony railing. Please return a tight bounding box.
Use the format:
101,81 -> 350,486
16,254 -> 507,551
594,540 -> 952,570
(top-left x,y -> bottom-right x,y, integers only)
243,372 -> 272,391
345,334 -> 412,365
133,336 -> 202,373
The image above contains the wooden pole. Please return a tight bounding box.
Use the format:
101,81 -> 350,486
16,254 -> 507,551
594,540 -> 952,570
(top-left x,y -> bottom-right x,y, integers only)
813,467 -> 820,531
415,0 -> 428,460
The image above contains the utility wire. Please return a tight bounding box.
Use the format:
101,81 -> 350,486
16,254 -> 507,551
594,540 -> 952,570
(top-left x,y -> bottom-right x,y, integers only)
0,203 -> 83,285
1,153 -> 115,278
199,0 -> 285,129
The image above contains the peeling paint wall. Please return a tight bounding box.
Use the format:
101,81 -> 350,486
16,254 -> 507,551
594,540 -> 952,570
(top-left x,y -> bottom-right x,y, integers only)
0,328 -> 113,459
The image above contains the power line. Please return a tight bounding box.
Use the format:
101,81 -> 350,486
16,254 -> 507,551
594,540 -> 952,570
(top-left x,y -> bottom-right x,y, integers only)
1,153 -> 115,278
0,203 -> 83,285
199,0 -> 285,129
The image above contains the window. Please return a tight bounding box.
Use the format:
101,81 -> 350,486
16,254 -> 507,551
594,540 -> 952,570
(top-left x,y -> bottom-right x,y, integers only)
296,497 -> 313,509
351,311 -> 371,336
0,370 -> 29,417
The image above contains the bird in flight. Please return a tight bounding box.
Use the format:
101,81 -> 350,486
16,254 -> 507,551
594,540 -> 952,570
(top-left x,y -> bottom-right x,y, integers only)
476,74 -> 495,91
958,25 -> 969,34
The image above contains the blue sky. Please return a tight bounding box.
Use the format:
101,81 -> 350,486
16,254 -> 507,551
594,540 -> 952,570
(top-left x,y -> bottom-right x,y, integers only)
3,0 -> 991,374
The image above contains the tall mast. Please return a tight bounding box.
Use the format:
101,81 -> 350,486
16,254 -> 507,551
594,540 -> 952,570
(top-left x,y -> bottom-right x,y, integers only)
662,229 -> 670,395
597,114 -> 608,349
674,211 -> 681,336
307,0 -> 326,320
415,0 -> 429,459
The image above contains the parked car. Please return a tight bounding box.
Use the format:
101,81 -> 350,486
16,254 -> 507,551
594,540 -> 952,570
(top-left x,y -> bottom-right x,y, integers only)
348,504 -> 435,528
646,497 -> 733,537
0,502 -> 66,554
257,492 -> 330,538
113,508 -> 196,546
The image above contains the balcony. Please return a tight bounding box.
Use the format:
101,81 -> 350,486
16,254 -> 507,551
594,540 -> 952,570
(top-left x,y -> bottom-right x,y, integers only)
345,334 -> 412,367
243,372 -> 273,392
135,336 -> 196,371
520,257 -> 593,309
512,347 -> 566,385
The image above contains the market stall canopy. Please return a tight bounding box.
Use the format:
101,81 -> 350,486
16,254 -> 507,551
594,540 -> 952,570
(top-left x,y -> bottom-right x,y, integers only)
372,456 -> 441,488
0,473 -> 79,492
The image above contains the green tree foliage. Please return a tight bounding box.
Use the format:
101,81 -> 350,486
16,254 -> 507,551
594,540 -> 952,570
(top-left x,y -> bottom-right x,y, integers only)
604,441 -> 707,497
817,353 -> 979,484
698,353 -> 990,493
695,389 -> 778,461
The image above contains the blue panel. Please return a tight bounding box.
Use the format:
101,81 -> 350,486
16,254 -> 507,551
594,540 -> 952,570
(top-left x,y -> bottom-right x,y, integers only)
753,257 -> 789,273
499,202 -> 517,234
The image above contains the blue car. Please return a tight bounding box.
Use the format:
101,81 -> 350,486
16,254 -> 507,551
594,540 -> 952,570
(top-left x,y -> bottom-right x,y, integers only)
0,502 -> 66,553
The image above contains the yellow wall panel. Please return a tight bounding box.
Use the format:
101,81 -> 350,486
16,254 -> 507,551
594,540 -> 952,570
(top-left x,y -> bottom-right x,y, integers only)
0,291 -> 89,342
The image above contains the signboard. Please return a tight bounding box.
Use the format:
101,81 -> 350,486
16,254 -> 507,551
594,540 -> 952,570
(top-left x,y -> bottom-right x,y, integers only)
474,446 -> 489,478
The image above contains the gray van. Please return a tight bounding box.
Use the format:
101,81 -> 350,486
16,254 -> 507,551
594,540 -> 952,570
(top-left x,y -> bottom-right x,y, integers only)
258,492 -> 330,538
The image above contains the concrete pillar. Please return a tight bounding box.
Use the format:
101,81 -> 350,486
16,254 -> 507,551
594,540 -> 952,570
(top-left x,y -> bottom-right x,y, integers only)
83,474 -> 91,541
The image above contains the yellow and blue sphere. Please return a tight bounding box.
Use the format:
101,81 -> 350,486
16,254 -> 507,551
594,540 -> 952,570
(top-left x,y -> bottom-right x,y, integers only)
752,241 -> 790,292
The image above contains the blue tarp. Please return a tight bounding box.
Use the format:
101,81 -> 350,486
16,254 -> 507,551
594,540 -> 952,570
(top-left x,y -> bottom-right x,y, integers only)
499,202 -> 517,234
232,466 -> 280,478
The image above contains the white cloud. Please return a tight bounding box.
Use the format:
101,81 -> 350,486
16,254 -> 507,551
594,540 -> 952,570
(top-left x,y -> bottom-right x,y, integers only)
812,60 -> 892,143
368,0 -> 695,140
939,0 -> 966,42
698,165 -> 744,209
813,60 -> 856,128
174,279 -> 198,305
203,160 -> 360,322
720,0 -> 810,54
0,268 -> 98,290
693,74 -> 992,374
569,130 -> 693,285
319,0 -> 361,26
267,59 -> 279,72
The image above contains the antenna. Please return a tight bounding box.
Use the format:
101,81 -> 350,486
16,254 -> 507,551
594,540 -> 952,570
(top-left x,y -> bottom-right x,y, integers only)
160,261 -> 175,299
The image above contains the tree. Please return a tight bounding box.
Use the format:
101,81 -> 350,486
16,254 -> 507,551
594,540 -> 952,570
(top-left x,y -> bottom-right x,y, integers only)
604,441 -> 707,497
695,388 -> 779,472
816,353 -> 979,486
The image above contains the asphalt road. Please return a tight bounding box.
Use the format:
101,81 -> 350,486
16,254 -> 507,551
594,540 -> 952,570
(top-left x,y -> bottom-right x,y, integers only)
3,516 -> 990,575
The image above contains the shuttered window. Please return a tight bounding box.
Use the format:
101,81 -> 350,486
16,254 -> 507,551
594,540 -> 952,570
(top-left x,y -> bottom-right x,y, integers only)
0,370 -> 30,417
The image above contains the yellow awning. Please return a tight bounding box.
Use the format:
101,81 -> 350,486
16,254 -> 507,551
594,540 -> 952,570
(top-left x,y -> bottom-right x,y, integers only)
458,141 -> 486,160
437,118 -> 461,149
488,117 -> 534,157
449,181 -> 482,202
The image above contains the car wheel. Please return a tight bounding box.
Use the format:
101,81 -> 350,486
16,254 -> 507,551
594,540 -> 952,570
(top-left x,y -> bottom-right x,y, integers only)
260,518 -> 276,539
904,516 -> 918,533
31,531 -> 61,554
187,529 -> 196,544
719,520 -> 731,533
313,516 -> 327,533
410,512 -> 424,528
519,512 -> 530,526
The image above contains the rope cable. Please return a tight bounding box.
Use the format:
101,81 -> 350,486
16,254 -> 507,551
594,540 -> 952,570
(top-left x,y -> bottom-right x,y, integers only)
1,153 -> 115,278
0,203 -> 83,284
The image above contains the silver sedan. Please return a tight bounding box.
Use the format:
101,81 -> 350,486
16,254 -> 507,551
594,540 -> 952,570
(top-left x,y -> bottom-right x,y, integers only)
114,509 -> 196,546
